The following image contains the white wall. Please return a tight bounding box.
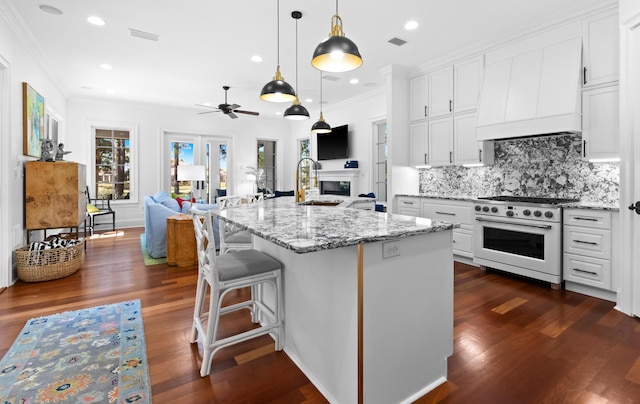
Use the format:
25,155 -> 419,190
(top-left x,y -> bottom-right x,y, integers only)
288,90 -> 386,196
67,99 -> 290,228
0,4 -> 68,286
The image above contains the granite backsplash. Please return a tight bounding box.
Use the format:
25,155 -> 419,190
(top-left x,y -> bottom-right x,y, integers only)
418,133 -> 619,205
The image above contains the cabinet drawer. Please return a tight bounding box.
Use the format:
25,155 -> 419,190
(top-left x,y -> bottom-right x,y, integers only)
452,229 -> 473,257
563,253 -> 611,290
421,202 -> 473,226
563,225 -> 611,259
564,209 -> 611,229
396,197 -> 420,216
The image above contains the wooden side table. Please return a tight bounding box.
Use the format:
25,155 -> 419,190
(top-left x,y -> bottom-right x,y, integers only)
166,214 -> 197,267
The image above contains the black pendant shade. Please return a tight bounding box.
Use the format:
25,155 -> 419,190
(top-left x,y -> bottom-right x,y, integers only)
312,14 -> 362,73
284,98 -> 310,120
311,112 -> 331,134
260,66 -> 296,102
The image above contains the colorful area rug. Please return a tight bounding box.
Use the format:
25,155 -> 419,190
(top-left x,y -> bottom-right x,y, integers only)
0,300 -> 152,403
140,234 -> 166,266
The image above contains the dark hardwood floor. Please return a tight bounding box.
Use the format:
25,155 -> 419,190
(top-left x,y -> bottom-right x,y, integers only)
1,227 -> 639,403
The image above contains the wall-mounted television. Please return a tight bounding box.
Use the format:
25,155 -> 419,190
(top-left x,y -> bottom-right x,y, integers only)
317,124 -> 349,161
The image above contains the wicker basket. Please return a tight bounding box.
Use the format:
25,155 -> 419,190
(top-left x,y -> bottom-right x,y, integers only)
15,242 -> 84,282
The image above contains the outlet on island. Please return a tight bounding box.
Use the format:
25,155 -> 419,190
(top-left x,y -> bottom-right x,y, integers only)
383,241 -> 400,258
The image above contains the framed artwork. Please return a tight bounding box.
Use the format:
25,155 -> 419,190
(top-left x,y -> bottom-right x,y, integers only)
22,82 -> 45,158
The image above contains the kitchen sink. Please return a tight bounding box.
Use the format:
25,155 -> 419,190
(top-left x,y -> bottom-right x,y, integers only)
298,200 -> 343,207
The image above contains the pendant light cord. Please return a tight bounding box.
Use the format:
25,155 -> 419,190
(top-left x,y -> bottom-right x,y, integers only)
276,0 -> 280,65
319,71 -> 323,114
295,16 -> 298,95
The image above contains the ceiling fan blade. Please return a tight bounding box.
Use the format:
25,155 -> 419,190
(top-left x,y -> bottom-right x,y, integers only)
228,103 -> 241,110
234,109 -> 260,116
228,111 -> 238,119
195,103 -> 217,109
198,110 -> 219,115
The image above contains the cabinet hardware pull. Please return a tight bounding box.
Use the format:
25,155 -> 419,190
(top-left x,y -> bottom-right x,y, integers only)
573,239 -> 598,246
435,211 -> 456,216
575,217 -> 598,222
574,268 -> 597,276
476,217 -> 553,229
424,106 -> 428,117
424,153 -> 428,165
402,201 -> 413,205
583,67 -> 587,85
583,140 -> 586,158
449,100 -> 452,112
479,149 -> 482,162
449,151 -> 453,164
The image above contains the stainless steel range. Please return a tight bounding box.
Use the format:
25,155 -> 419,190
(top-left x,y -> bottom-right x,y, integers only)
472,196 -> 579,289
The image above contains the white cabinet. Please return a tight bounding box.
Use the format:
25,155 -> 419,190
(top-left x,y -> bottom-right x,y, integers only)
454,113 -> 494,166
454,56 -> 484,113
396,196 -> 420,217
582,11 -> 619,87
409,75 -> 429,121
428,118 -> 454,167
428,66 -> 454,118
409,122 -> 429,167
421,199 -> 474,259
563,209 -> 617,301
582,84 -> 619,161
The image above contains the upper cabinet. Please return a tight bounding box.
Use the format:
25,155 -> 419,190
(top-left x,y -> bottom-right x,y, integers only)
454,113 -> 494,166
428,117 -> 454,166
428,66 -> 454,118
409,121 -> 429,167
409,75 -> 429,121
582,84 -> 619,161
454,56 -> 484,113
582,11 -> 619,88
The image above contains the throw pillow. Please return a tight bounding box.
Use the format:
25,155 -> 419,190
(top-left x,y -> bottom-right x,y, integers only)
175,197 -> 195,209
159,196 -> 180,212
87,203 -> 100,213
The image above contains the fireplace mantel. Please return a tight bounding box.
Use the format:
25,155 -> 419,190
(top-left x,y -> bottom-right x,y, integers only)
317,169 -> 359,197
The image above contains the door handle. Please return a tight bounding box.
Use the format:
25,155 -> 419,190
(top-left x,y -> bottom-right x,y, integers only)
629,201 -> 640,215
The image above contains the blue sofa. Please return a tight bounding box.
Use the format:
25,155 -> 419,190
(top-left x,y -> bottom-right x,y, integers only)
143,191 -> 219,258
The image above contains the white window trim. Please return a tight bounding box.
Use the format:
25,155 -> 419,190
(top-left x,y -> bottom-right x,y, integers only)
372,117 -> 387,203
89,121 -> 139,205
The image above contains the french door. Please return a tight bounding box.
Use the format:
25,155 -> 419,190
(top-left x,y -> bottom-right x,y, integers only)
164,133 -> 229,204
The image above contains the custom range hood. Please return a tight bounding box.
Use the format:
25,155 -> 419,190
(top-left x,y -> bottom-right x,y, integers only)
476,36 -> 582,141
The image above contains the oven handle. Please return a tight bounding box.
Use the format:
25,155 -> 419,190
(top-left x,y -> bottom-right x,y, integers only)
475,217 -> 553,230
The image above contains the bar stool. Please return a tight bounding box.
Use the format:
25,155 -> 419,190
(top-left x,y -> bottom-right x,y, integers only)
190,208 -> 284,377
217,195 -> 253,253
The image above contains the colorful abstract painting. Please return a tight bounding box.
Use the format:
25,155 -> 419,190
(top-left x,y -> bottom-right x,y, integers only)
23,82 -> 45,158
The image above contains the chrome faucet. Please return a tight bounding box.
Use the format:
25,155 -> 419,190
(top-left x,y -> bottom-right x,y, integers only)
295,157 -> 320,203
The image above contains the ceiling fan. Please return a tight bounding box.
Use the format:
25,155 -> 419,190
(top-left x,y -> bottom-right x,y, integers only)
196,86 -> 259,119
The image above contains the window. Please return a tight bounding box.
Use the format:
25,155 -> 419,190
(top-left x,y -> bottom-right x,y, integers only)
298,138 -> 311,189
257,140 -> 277,193
95,129 -> 131,200
374,121 -> 387,202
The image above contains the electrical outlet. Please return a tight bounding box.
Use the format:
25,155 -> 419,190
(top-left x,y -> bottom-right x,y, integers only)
382,241 -> 400,259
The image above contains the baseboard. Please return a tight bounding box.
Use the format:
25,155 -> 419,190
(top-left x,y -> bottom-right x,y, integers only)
564,281 -> 617,302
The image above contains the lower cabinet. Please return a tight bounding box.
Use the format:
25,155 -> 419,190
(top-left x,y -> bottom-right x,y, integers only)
563,208 -> 618,301
396,196 -> 421,216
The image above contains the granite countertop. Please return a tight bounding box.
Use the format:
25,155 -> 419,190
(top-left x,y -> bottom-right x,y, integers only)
212,196 -> 457,254
396,194 -> 620,211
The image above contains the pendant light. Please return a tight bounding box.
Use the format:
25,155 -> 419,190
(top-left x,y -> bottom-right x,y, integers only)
260,0 -> 296,102
284,11 -> 310,120
311,71 -> 331,133
311,0 -> 363,73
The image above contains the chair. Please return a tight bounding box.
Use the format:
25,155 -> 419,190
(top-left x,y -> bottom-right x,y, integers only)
217,195 -> 252,254
85,186 -> 115,234
190,208 -> 283,377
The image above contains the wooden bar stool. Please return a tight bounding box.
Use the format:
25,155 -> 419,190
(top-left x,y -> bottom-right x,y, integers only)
190,208 -> 284,377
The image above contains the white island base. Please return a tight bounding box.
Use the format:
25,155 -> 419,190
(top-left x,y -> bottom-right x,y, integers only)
254,229 -> 453,404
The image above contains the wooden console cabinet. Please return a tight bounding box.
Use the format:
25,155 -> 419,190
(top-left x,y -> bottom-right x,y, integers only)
166,214 -> 197,267
25,161 -> 87,240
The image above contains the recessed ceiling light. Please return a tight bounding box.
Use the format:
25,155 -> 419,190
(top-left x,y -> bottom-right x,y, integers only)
203,102 -> 212,107
39,5 -> 62,15
404,20 -> 419,30
99,64 -> 112,70
251,55 -> 263,62
106,89 -> 115,94
350,78 -> 359,84
81,86 -> 93,90
305,98 -> 313,103
87,16 -> 106,26
275,111 -> 282,115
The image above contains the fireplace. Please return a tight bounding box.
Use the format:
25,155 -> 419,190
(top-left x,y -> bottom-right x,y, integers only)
320,181 -> 350,196
316,169 -> 359,197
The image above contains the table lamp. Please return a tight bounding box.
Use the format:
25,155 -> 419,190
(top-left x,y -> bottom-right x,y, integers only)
177,165 -> 206,203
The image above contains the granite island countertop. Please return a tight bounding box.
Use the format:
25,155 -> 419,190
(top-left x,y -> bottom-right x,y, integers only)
211,196 -> 458,253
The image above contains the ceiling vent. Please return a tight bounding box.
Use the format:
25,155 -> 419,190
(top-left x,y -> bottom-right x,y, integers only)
388,37 -> 407,46
322,75 -> 340,82
129,29 -> 161,42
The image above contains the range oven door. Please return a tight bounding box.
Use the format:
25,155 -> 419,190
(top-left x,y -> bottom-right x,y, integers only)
473,216 -> 561,276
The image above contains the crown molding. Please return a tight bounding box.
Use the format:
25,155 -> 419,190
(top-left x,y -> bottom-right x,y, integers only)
0,0 -> 68,98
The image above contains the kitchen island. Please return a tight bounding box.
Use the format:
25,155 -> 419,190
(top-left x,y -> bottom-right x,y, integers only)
212,197 -> 457,404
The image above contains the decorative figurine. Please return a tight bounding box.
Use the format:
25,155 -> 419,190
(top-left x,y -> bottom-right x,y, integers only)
39,139 -> 54,162
55,143 -> 71,161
